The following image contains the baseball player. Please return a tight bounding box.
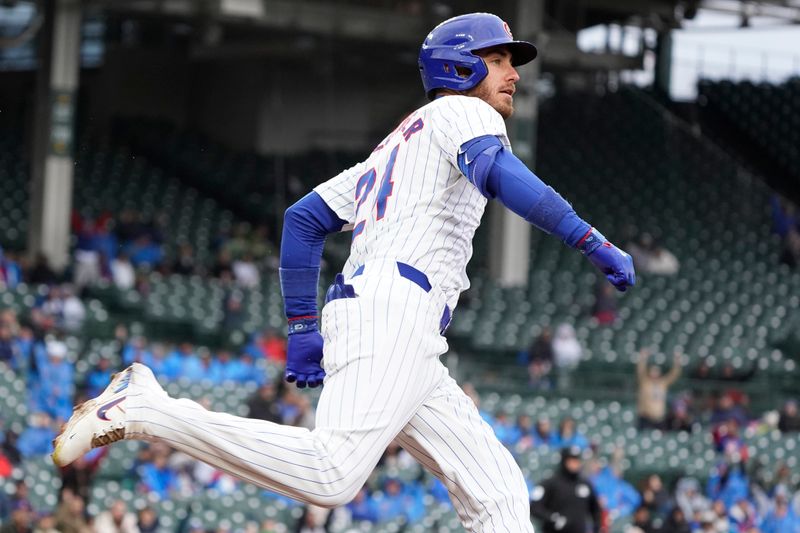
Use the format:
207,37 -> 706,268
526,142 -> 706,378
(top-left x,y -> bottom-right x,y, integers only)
53,13 -> 635,532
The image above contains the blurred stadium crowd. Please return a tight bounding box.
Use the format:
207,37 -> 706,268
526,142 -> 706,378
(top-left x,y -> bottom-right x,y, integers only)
0,74 -> 800,533
1,301 -> 800,533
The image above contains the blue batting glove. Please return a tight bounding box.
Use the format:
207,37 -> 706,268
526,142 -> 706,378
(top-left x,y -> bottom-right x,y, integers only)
325,273 -> 356,303
578,228 -> 636,292
286,317 -> 325,388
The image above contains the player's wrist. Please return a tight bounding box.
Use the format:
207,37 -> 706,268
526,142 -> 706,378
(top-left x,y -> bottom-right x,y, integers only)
280,267 -> 321,319
287,316 -> 319,335
554,212 -> 591,247
576,227 -> 606,255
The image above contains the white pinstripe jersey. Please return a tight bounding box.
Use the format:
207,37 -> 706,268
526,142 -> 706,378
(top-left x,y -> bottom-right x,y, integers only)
315,95 -> 511,311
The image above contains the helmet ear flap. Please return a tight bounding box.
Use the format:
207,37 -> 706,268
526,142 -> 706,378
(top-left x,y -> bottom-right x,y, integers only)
443,63 -> 472,78
455,65 -> 472,78
460,53 -> 489,87
419,53 -> 488,99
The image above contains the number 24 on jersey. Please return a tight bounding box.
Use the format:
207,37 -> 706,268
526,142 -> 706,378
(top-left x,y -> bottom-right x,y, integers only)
351,117 -> 423,240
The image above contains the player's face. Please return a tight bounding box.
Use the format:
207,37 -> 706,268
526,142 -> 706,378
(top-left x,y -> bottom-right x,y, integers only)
468,47 -> 520,119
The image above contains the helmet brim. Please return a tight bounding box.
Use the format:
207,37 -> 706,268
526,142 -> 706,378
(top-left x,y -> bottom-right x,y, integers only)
507,41 -> 538,66
472,40 -> 538,66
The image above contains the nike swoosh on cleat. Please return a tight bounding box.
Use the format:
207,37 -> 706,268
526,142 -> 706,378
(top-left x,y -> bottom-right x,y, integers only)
96,397 -> 126,421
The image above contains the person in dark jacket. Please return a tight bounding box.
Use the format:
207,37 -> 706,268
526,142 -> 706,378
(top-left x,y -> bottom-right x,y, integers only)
246,382 -> 282,423
778,400 -> 800,432
630,506 -> 658,533
531,446 -> 603,533
662,507 -> 691,533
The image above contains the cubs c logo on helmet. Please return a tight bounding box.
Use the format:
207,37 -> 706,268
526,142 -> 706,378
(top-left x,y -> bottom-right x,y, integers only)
503,21 -> 513,38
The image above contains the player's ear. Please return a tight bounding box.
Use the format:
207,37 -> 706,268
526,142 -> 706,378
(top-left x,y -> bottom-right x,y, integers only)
455,66 -> 472,78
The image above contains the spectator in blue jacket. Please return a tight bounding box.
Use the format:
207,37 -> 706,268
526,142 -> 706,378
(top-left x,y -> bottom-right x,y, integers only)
760,497 -> 800,533
588,457 -> 641,521
369,478 -> 425,524
122,336 -> 153,367
770,195 -> 799,238
368,481 -> 406,523
0,247 -> 22,290
31,341 -> 74,421
138,453 -> 176,500
706,461 -> 750,511
226,353 -> 264,385
401,479 -> 427,523
555,416 -> 589,450
492,413 -> 521,447
182,347 -> 212,382
125,234 -> 163,268
211,350 -> 237,383
149,342 -> 168,380
532,417 -> 560,448
17,413 -> 56,458
428,478 -> 451,505
347,487 -> 378,523
9,321 -> 34,372
85,357 -> 114,398
0,321 -> 17,366
163,342 -> 198,381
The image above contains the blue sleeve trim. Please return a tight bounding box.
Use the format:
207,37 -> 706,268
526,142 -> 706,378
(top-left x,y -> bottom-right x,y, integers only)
458,138 -> 591,247
457,135 -> 503,198
280,191 -> 347,318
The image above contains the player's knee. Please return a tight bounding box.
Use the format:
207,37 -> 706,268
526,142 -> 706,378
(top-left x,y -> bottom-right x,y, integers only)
338,484 -> 363,506
306,484 -> 361,509
300,457 -> 372,508
309,497 -> 344,510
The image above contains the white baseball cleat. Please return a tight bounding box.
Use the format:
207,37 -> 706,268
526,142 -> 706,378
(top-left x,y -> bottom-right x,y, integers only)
52,365 -> 134,467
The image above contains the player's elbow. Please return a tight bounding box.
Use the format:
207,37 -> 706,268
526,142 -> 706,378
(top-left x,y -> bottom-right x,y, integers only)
283,202 -> 302,227
283,201 -> 312,241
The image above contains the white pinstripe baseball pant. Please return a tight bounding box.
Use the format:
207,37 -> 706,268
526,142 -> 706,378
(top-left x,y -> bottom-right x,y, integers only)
126,261 -> 533,532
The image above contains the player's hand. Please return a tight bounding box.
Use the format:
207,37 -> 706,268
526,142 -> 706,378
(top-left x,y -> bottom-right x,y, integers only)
579,228 -> 636,292
286,318 -> 325,388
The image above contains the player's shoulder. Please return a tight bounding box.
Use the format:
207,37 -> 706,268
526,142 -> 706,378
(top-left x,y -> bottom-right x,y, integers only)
424,95 -> 502,119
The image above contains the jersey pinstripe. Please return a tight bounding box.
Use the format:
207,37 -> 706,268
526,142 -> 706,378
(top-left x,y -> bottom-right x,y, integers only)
314,95 -> 511,311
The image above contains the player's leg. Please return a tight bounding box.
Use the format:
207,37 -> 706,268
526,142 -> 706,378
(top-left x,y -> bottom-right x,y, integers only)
396,374 -> 534,533
54,363 -> 337,503
54,269 -> 448,509
129,272 -> 447,507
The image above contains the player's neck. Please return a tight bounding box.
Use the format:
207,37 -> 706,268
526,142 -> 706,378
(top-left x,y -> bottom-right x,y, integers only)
435,89 -> 462,99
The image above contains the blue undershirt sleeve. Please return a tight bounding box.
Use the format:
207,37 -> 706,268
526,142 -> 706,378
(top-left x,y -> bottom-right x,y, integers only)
280,191 -> 347,319
458,135 -> 590,247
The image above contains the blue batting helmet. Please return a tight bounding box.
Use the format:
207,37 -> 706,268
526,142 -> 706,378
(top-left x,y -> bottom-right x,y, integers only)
418,13 -> 538,100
